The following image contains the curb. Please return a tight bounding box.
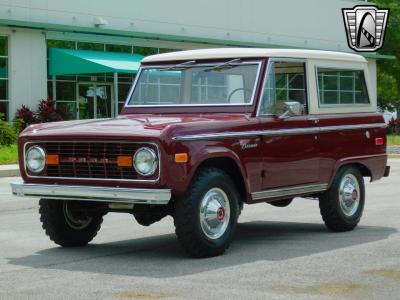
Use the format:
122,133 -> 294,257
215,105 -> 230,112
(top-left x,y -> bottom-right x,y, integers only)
0,168 -> 20,177
0,164 -> 20,178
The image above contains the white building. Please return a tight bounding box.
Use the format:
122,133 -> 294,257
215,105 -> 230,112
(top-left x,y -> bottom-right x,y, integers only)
0,0 -> 387,121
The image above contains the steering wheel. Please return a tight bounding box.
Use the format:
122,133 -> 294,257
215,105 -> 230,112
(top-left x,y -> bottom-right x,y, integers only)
227,88 -> 252,103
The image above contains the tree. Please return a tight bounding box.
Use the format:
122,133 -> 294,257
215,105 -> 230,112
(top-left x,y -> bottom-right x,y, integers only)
372,0 -> 400,112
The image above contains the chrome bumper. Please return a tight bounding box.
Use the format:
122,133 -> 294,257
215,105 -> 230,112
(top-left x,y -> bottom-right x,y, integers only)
10,181 -> 171,205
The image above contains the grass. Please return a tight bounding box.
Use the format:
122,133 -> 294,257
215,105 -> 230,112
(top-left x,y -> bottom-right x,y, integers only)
0,144 -> 18,165
387,134 -> 400,146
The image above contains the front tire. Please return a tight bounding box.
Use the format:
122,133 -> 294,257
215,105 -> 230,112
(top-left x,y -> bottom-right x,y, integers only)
319,166 -> 365,232
39,199 -> 103,247
174,168 -> 240,258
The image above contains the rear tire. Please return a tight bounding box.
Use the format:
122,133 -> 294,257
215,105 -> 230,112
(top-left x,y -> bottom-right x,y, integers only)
319,166 -> 365,232
39,199 -> 103,247
174,168 -> 240,258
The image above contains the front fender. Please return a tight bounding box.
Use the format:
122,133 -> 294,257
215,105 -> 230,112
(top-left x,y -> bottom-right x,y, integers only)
165,142 -> 251,198
190,145 -> 248,183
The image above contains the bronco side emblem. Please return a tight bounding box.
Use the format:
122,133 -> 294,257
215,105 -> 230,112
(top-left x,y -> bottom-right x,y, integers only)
342,5 -> 389,52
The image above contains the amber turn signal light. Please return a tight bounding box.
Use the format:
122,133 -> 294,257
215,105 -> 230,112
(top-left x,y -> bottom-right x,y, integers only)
175,153 -> 189,163
117,156 -> 133,167
45,154 -> 59,165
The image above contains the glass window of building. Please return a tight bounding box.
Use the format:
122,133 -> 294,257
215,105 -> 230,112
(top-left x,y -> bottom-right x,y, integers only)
158,48 -> 179,54
77,42 -> 104,51
55,79 -> 77,120
0,36 -> 8,120
133,46 -> 158,56
47,40 -> 176,119
105,44 -> 132,53
47,39 -> 75,49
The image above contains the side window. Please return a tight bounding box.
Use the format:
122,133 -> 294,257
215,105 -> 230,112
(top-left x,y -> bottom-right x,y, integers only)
317,68 -> 370,106
260,61 -> 307,116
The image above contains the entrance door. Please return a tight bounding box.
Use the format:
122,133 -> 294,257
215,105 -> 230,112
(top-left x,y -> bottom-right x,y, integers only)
77,83 -> 113,119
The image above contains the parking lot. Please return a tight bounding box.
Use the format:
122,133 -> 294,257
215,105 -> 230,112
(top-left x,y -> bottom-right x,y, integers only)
0,160 -> 399,300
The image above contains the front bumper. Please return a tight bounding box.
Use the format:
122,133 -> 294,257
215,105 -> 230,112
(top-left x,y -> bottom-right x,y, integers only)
11,181 -> 171,205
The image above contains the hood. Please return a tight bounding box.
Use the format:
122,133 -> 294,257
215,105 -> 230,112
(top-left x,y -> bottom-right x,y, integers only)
20,114 -> 252,140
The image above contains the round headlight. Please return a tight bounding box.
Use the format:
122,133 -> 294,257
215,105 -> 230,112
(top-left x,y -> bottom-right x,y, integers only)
134,147 -> 158,176
26,146 -> 45,173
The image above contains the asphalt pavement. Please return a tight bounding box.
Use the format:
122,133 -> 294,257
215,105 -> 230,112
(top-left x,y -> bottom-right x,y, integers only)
0,160 -> 399,300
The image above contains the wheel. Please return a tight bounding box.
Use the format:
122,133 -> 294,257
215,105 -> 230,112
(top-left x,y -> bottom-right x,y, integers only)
269,198 -> 293,207
39,199 -> 103,247
133,211 -> 167,226
319,166 -> 365,232
174,168 -> 240,258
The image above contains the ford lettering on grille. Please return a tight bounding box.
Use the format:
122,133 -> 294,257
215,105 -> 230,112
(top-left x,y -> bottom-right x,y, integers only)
63,157 -> 112,164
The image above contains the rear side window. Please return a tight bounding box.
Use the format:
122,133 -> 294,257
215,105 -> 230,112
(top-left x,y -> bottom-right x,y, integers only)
317,68 -> 369,106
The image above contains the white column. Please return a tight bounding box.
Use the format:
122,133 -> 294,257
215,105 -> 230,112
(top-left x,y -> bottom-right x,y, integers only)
8,28 -> 47,119
113,72 -> 118,118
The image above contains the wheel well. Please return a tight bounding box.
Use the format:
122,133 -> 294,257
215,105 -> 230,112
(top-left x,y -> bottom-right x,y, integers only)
196,157 -> 247,202
340,163 -> 372,179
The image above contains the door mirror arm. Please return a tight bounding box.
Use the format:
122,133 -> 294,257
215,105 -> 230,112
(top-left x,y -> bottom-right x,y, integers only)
279,101 -> 303,119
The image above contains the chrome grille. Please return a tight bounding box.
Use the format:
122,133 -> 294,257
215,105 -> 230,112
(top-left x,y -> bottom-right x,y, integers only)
25,141 -> 159,181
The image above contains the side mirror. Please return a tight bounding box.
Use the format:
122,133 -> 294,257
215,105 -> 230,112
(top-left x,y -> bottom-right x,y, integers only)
279,101 -> 303,119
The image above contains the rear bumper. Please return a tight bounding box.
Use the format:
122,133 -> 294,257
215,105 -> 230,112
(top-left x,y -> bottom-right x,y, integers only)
10,181 -> 171,205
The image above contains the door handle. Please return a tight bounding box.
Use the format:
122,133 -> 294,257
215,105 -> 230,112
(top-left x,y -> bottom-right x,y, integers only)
307,117 -> 320,124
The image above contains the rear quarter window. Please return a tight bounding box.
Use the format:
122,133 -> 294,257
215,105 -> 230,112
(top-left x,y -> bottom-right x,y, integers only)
317,68 -> 370,106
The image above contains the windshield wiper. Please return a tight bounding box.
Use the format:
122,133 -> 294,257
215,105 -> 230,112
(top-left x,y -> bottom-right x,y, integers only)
164,60 -> 197,71
204,58 -> 242,72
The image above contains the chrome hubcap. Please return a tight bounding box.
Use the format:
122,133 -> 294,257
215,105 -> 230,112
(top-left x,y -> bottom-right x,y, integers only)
199,188 -> 230,240
63,201 -> 92,230
339,174 -> 360,217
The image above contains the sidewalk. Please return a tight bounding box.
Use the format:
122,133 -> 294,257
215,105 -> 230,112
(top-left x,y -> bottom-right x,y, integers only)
388,146 -> 400,155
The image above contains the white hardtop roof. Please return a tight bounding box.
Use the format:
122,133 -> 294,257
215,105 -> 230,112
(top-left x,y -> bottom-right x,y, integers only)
143,48 -> 367,63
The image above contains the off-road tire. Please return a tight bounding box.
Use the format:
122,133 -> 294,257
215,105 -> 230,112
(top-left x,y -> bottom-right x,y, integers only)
174,168 -> 240,258
39,199 -> 103,247
319,166 -> 365,232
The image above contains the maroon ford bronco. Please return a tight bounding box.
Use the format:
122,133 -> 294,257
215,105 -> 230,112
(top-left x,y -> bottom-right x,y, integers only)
12,48 -> 390,257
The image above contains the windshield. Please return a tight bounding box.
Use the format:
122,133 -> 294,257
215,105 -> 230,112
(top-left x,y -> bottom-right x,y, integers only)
127,61 -> 260,106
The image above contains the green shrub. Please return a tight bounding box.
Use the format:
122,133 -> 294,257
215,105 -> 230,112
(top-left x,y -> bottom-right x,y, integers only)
0,113 -> 18,146
15,105 -> 38,131
14,98 -> 70,131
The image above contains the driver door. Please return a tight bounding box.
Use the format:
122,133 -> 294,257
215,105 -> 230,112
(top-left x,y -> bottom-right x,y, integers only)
258,60 -> 319,190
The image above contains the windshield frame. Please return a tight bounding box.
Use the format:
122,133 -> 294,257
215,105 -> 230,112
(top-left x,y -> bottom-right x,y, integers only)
124,60 -> 263,108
